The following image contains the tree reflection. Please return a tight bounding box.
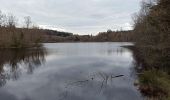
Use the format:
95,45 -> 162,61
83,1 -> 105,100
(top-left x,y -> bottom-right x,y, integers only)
0,47 -> 47,87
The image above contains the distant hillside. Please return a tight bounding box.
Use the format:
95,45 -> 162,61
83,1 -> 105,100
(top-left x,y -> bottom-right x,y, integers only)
43,29 -> 73,37
40,29 -> 74,42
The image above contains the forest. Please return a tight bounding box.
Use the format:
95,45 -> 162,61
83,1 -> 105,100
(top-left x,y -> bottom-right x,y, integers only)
132,0 -> 170,99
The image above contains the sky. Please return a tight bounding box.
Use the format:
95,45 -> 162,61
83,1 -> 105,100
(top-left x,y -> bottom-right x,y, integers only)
0,0 -> 141,35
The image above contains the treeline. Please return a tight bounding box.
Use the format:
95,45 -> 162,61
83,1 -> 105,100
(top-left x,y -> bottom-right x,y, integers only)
0,10 -> 135,45
0,11 -> 43,48
133,0 -> 170,99
0,11 -> 135,46
43,30 -> 134,42
93,30 -> 134,42
133,0 -> 170,74
0,10 -> 75,48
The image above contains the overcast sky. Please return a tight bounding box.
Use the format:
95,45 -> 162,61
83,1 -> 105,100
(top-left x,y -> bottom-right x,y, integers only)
0,0 -> 141,35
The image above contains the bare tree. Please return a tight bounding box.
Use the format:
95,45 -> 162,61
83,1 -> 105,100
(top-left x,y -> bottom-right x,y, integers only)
24,16 -> 32,29
6,14 -> 17,28
0,10 -> 2,26
32,23 -> 39,29
0,11 -> 8,27
0,10 -> 4,27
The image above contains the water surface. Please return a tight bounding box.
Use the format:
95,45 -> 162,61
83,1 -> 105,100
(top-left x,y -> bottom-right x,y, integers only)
0,42 -> 143,100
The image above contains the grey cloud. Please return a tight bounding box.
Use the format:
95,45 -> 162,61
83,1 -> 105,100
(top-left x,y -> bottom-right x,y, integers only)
0,0 -> 141,34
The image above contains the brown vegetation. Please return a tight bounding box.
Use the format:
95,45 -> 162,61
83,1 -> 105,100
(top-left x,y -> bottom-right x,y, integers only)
132,0 -> 170,99
133,0 -> 170,71
0,11 -> 43,48
0,11 -> 74,47
93,30 -> 134,42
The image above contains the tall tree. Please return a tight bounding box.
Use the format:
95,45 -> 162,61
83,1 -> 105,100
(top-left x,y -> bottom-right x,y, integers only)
24,16 -> 32,29
6,14 -> 17,28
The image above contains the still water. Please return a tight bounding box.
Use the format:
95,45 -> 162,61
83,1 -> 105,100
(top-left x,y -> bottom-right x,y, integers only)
0,42 -> 143,100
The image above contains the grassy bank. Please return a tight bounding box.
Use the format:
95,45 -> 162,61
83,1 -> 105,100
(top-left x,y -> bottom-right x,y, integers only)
125,45 -> 170,100
139,70 -> 170,100
137,47 -> 170,100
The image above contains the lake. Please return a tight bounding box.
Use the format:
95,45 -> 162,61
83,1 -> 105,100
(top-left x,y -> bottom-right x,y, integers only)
0,42 -> 144,100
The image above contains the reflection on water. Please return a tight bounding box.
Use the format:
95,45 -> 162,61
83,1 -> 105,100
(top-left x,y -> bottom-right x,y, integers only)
0,48 -> 47,87
0,43 -> 143,100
